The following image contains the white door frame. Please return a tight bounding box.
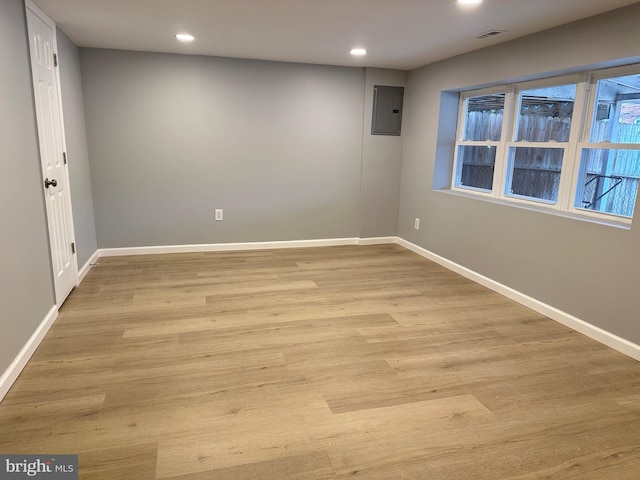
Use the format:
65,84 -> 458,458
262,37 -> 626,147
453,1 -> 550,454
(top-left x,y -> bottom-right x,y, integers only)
25,0 -> 78,306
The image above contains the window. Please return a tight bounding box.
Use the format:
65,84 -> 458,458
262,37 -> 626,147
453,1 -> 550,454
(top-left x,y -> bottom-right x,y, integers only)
506,83 -> 577,203
574,73 -> 640,218
451,66 -> 640,224
454,92 -> 506,191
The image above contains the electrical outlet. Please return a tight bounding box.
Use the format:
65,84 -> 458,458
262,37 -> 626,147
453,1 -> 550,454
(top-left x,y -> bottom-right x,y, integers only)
214,209 -> 223,221
414,218 -> 420,230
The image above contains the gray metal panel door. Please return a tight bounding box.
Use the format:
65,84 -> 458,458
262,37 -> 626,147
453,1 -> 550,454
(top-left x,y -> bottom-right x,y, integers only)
372,85 -> 404,136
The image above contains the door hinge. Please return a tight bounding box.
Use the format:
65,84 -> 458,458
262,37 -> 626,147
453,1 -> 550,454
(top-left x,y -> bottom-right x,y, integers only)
53,53 -> 58,67
63,152 -> 67,164
71,242 -> 76,254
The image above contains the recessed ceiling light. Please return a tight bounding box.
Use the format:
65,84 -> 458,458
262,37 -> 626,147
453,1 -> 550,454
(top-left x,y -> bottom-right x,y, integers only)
458,0 -> 482,4
350,48 -> 367,56
175,33 -> 195,42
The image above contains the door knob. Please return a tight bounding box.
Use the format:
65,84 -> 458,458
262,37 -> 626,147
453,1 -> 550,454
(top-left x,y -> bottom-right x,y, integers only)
44,178 -> 57,188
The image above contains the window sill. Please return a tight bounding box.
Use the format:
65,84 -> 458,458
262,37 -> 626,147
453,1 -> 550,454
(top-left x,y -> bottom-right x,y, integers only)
434,188 -> 632,230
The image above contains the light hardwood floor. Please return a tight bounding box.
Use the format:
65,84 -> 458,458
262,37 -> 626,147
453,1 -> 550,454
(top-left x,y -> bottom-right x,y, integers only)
1,244 -> 639,479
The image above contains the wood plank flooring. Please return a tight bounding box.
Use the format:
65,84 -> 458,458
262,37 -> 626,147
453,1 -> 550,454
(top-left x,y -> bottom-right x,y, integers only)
1,244 -> 639,479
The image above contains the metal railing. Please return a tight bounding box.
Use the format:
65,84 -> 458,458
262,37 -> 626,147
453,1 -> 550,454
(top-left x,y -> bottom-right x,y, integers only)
582,174 -> 623,209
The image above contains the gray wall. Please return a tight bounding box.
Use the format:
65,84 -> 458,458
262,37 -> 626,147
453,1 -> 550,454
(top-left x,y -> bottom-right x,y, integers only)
57,28 -> 97,268
399,4 -> 640,344
80,49 -> 367,247
360,68 -> 407,238
0,0 -> 56,373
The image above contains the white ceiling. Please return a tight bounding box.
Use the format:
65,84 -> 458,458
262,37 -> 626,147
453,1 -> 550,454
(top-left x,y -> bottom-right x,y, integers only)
33,0 -> 640,71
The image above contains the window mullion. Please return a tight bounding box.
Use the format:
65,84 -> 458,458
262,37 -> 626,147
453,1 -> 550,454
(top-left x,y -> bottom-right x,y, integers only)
492,87 -> 516,198
558,76 -> 589,211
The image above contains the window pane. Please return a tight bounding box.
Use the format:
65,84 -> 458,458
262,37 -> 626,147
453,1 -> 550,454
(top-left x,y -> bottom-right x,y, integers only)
590,74 -> 640,143
575,149 -> 640,217
463,94 -> 504,141
516,84 -> 576,142
455,145 -> 496,191
506,147 -> 564,202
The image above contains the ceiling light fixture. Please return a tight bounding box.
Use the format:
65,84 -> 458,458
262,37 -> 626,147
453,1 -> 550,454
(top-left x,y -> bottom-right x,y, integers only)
175,33 -> 195,42
458,0 -> 482,4
350,48 -> 367,56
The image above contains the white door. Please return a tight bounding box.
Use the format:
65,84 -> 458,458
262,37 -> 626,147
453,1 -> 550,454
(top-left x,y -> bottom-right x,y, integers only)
26,1 -> 77,306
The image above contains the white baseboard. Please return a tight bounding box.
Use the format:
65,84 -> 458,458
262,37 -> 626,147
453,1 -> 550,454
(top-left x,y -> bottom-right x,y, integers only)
397,238 -> 640,362
357,236 -> 398,245
77,249 -> 99,283
0,305 -> 58,403
98,237 -> 369,257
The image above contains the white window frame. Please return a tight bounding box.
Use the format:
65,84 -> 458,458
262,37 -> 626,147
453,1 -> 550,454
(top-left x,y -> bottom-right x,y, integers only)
450,67 -> 640,226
